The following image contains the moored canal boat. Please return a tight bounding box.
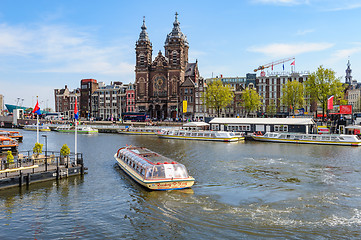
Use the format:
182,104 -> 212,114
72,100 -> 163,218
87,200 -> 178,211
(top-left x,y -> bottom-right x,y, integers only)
0,136 -> 18,152
0,130 -> 23,142
24,124 -> 51,132
252,132 -> 361,146
157,129 -> 245,142
117,127 -> 162,135
54,125 -> 98,134
114,146 -> 195,190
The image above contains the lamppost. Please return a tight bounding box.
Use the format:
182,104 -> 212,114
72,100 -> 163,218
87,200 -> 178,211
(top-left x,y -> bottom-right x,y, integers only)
42,135 -> 48,171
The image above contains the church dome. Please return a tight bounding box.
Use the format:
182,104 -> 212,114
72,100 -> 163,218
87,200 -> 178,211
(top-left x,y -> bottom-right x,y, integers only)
165,12 -> 188,46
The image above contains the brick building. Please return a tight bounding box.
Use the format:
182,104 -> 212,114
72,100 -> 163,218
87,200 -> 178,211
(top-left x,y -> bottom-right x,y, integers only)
126,83 -> 136,113
134,13 -> 201,120
80,79 -> 98,119
54,85 -> 80,119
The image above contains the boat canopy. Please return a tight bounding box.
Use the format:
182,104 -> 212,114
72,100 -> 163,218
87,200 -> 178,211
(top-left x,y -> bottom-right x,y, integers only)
117,147 -> 190,180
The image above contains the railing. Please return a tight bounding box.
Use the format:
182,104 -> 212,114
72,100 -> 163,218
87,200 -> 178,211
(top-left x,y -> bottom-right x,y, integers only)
0,150 -> 84,178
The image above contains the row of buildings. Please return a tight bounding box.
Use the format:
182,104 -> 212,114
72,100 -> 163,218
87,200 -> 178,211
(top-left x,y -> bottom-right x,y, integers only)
54,13 -> 359,121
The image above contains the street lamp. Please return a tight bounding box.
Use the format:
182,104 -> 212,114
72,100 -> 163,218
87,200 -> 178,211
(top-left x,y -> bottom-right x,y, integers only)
42,135 -> 48,171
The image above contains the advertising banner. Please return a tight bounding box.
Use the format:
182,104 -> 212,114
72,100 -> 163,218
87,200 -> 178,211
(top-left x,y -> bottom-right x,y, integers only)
182,100 -> 187,113
340,105 -> 352,114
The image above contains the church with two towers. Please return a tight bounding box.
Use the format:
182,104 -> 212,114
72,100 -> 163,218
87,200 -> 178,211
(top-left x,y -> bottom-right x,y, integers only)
134,13 -> 201,120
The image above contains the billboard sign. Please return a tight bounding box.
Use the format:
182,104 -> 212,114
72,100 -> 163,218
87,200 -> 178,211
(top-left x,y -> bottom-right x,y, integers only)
340,105 -> 352,114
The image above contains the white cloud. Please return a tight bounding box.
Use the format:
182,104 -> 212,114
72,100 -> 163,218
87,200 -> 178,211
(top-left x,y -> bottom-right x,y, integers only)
295,29 -> 315,36
0,23 -> 134,76
332,45 -> 361,61
248,42 -> 334,57
324,3 -> 361,11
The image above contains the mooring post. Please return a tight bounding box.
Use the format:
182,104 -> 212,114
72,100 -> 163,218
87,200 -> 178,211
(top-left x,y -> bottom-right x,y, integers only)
56,155 -> 60,180
19,171 -> 23,187
26,173 -> 31,185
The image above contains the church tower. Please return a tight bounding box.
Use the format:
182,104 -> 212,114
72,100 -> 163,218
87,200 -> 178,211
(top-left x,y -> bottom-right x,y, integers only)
135,17 -> 152,103
345,59 -> 352,85
164,13 -> 189,70
164,12 -> 189,98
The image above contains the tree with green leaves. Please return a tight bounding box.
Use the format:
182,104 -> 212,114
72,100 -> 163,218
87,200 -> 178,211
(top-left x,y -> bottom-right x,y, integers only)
266,99 -> 277,117
240,87 -> 262,117
6,151 -> 14,167
305,65 -> 347,121
33,142 -> 43,157
60,144 -> 70,157
202,79 -> 234,117
281,80 -> 304,115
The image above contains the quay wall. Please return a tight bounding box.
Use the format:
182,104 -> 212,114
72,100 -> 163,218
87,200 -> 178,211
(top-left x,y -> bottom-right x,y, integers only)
0,166 -> 84,190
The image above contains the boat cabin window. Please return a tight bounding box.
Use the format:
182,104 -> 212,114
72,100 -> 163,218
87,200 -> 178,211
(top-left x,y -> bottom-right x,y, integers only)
145,164 -> 189,180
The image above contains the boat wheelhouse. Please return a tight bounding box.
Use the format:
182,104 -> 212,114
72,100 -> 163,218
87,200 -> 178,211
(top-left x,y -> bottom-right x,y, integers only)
55,125 -> 98,134
252,132 -> 361,146
157,129 -> 245,142
117,127 -> 162,135
0,130 -> 23,142
0,136 -> 18,152
114,146 -> 195,190
24,124 -> 51,132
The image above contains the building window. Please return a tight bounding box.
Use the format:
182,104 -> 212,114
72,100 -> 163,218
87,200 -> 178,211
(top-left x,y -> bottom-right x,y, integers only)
274,125 -> 288,132
172,51 -> 177,65
140,55 -> 145,66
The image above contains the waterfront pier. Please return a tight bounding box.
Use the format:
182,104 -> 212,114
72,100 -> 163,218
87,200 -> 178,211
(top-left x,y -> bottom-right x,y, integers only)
0,151 -> 86,190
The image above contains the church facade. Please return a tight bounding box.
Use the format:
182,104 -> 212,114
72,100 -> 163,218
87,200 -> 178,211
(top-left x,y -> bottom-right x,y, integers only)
135,13 -> 201,120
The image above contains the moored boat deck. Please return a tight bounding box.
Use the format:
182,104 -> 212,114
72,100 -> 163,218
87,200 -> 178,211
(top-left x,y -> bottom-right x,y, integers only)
157,129 -> 245,142
252,132 -> 361,146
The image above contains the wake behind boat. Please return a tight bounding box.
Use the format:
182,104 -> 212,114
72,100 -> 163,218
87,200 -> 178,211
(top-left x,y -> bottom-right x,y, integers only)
157,129 -> 245,142
114,146 -> 195,190
252,132 -> 361,146
54,125 -> 98,134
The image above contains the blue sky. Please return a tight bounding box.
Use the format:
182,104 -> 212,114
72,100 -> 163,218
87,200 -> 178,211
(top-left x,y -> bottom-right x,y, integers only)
0,0 -> 361,109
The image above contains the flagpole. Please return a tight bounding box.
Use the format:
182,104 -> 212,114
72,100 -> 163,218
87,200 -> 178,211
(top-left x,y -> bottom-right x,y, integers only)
74,95 -> 78,166
75,117 -> 77,166
36,114 -> 39,143
36,96 -> 39,143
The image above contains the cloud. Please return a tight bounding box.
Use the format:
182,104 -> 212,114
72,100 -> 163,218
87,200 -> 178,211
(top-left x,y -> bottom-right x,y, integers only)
0,23 -> 134,76
248,42 -> 334,57
295,29 -> 314,36
332,45 -> 361,60
324,3 -> 361,11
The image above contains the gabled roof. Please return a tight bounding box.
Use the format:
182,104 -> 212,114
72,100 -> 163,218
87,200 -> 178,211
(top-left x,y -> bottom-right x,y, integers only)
151,51 -> 169,68
180,77 -> 195,87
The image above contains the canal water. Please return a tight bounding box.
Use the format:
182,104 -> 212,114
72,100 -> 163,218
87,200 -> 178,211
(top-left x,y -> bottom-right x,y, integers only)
1,129 -> 361,239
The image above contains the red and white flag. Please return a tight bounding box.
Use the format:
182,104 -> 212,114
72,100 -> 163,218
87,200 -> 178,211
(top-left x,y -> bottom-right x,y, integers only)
327,95 -> 334,110
290,60 -> 295,66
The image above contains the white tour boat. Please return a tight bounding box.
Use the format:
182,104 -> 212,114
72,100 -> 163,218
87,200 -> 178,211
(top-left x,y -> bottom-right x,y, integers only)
117,127 -> 162,135
114,146 -> 195,190
157,129 -> 245,142
54,125 -> 98,134
252,132 -> 361,146
23,124 -> 51,132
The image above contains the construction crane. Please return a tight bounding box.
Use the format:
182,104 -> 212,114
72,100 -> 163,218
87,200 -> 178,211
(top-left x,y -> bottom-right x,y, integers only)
254,57 -> 295,72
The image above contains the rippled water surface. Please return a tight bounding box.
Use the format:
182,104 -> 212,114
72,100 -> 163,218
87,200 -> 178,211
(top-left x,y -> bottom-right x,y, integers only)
1,129 -> 361,239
